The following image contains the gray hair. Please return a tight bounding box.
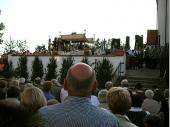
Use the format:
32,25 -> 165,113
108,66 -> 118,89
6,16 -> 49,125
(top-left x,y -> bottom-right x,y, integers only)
98,89 -> 108,103
24,83 -> 34,89
51,79 -> 61,87
105,81 -> 113,90
145,89 -> 154,99
19,77 -> 25,84
21,87 -> 47,110
121,79 -> 129,87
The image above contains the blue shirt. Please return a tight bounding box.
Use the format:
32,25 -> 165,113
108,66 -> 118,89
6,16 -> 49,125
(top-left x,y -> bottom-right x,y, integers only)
39,96 -> 121,127
43,92 -> 55,101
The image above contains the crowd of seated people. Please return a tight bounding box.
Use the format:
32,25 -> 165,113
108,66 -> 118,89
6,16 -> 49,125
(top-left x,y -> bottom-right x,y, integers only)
0,64 -> 169,127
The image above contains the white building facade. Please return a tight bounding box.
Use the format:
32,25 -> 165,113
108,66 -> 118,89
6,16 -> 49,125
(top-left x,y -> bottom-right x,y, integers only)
157,0 -> 169,46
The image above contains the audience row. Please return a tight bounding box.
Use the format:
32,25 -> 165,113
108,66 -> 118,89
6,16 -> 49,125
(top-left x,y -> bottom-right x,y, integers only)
0,63 -> 169,127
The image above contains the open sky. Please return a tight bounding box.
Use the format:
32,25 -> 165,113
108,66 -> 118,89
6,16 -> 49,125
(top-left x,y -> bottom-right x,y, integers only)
0,0 -> 157,52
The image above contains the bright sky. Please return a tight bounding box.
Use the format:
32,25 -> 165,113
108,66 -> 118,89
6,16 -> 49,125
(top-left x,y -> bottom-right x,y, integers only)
0,0 -> 157,52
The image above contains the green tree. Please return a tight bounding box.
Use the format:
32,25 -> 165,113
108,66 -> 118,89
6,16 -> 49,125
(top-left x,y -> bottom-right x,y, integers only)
94,58 -> 114,89
16,40 -> 28,53
3,37 -> 28,54
59,57 -> 74,85
94,38 -> 101,49
45,57 -> 58,80
16,56 -> 28,79
35,45 -> 47,53
31,56 -> 44,81
4,37 -> 17,53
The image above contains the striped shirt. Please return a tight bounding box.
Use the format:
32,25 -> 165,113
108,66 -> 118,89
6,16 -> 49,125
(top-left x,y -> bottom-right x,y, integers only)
39,96 -> 120,127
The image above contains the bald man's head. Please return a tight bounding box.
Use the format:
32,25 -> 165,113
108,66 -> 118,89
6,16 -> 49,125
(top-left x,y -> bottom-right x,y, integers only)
65,63 -> 96,96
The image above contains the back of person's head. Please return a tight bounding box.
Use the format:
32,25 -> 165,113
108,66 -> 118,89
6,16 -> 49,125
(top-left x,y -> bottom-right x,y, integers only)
152,85 -> 158,90
43,81 -> 52,92
9,80 -> 19,88
120,79 -> 129,87
0,80 -> 7,88
145,89 -> 154,99
21,87 -> 47,111
7,86 -> 20,98
0,89 -> 6,100
152,89 -> 164,102
24,83 -> 34,88
0,80 -> 7,100
135,83 -> 143,90
19,77 -> 25,84
34,77 -> 41,85
144,115 -> 161,127
65,63 -> 96,96
47,99 -> 59,105
98,89 -> 108,103
131,93 -> 143,107
51,79 -> 61,87
107,87 -> 131,115
0,100 -> 43,127
164,89 -> 169,99
105,81 -> 113,90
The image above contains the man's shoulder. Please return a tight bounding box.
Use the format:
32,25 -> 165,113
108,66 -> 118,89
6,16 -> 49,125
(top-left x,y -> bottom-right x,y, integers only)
39,104 -> 120,127
89,107 -> 120,125
39,103 -> 60,115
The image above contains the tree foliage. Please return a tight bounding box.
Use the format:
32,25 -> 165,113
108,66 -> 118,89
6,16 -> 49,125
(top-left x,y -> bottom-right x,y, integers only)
31,56 -> 44,81
16,40 -> 28,53
59,57 -> 74,85
0,10 -> 5,44
15,56 -> 28,79
94,38 -> 101,49
35,45 -> 47,53
4,37 -> 17,53
94,58 -> 114,89
45,57 -> 58,80
3,37 -> 28,54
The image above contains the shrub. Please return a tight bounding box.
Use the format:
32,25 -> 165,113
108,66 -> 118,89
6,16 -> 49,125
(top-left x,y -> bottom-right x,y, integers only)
16,56 -> 28,79
59,57 -> 74,85
31,56 -> 44,81
94,58 -> 114,89
45,57 -> 58,80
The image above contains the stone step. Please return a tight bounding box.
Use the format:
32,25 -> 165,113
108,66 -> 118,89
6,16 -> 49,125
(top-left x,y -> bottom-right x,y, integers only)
126,76 -> 166,89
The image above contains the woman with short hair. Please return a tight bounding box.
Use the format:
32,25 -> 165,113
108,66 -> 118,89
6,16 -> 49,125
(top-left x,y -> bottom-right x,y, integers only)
107,87 -> 137,127
98,89 -> 108,109
142,89 -> 161,114
21,86 -> 47,112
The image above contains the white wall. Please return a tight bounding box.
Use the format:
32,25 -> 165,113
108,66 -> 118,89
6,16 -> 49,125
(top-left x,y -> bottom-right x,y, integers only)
157,0 -> 169,46
166,0 -> 169,43
8,55 -> 126,81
